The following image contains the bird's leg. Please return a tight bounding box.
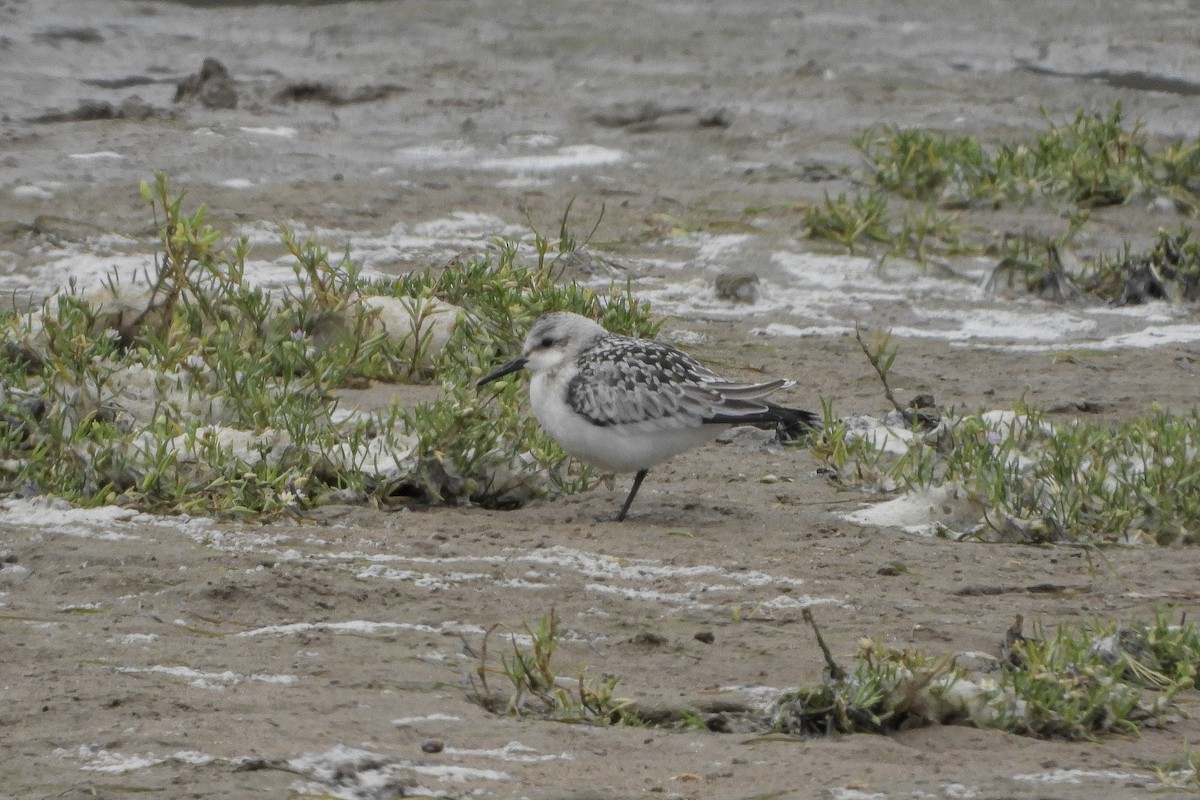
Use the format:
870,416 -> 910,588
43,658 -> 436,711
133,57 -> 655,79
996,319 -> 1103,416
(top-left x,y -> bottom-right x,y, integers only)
613,469 -> 648,522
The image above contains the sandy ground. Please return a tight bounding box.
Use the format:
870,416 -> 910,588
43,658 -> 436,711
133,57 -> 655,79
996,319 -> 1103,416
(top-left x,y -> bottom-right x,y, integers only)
3,1 -> 1200,798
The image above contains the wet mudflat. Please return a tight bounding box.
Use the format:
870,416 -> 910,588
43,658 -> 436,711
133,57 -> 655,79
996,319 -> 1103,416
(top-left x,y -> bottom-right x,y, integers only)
2,1 -> 1200,798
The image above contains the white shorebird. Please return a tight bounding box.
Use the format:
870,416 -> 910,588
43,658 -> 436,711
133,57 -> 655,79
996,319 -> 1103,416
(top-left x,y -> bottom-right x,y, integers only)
478,311 -> 819,521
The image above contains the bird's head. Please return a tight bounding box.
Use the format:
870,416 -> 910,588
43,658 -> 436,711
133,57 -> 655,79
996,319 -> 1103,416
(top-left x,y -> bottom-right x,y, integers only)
477,312 -> 605,385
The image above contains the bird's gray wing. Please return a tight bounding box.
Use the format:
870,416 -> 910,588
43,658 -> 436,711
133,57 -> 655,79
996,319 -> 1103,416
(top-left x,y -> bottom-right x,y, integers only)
566,338 -> 790,428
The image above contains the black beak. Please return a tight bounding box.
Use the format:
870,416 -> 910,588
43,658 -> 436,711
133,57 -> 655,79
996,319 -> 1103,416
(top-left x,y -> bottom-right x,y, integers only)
477,356 -> 528,386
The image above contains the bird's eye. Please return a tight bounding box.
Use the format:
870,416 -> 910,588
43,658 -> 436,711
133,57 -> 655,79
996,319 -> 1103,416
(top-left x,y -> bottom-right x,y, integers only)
539,336 -> 555,349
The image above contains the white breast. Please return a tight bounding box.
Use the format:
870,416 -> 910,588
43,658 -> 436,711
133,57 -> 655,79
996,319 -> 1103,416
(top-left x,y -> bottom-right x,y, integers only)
530,371 -> 725,473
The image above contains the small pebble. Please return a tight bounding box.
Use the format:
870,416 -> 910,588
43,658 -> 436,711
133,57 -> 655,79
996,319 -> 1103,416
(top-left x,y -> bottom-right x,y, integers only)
420,738 -> 443,754
713,271 -> 760,303
631,631 -> 668,647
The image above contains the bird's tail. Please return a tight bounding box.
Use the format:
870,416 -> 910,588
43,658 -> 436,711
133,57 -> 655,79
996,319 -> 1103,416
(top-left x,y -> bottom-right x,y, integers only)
709,402 -> 821,442
765,403 -> 821,442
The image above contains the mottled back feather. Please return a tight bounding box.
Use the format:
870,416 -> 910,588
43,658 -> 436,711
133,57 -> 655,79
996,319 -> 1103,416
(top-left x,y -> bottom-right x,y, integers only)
566,334 -> 794,428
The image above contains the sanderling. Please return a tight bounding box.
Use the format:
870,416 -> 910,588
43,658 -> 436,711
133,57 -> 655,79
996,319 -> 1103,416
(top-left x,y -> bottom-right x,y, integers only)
478,311 -> 818,521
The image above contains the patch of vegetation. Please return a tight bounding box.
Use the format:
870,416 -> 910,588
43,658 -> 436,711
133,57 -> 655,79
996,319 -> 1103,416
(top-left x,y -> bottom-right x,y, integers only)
769,610 -> 1196,741
803,191 -> 891,252
0,173 -> 656,516
988,223 -> 1200,306
857,103 -> 1182,209
812,104 -> 1200,308
987,234 -> 1080,302
823,329 -> 1200,545
803,190 -> 974,263
905,407 -> 1200,545
1157,743 -> 1200,792
1085,225 -> 1200,304
894,202 -> 972,263
854,126 -> 992,203
468,610 -> 642,725
472,608 -> 1198,743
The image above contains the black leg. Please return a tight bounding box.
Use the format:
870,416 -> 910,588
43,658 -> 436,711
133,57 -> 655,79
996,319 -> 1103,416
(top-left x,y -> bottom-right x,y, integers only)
614,469 -> 649,522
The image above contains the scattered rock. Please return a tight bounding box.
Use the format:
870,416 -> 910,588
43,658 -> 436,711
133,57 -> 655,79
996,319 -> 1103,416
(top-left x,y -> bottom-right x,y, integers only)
35,100 -> 116,123
713,271 -> 759,303
420,739 -> 444,754
19,279 -> 175,359
31,94 -> 163,123
310,295 -> 464,375
323,430 -> 419,485
1016,59 -> 1200,97
843,413 -> 917,456
697,108 -> 732,128
798,162 -> 839,182
704,714 -> 733,732
630,631 -> 668,647
0,562 -> 31,590
157,426 -> 292,481
82,75 -> 161,89
623,701 -> 693,726
588,102 -> 686,128
694,697 -> 755,715
273,82 -> 409,106
1109,231 -> 1200,304
115,94 -> 156,120
283,746 -> 414,799
883,406 -> 942,434
24,214 -> 108,244
1044,399 -> 1108,414
174,57 -> 238,109
694,630 -> 715,644
590,100 -> 728,131
909,393 -> 936,410
32,26 -> 103,45
0,221 -> 34,245
554,250 -> 627,277
51,362 -> 233,436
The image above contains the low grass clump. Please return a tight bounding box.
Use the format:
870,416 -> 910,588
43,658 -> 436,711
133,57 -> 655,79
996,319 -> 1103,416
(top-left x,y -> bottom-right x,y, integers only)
989,224 -> 1200,305
856,103 -> 1190,209
819,329 -> 1200,545
769,610 -> 1197,741
1084,225 -> 1200,304
803,191 -> 970,261
808,104 -> 1200,308
855,125 -> 993,204
803,191 -> 891,253
469,610 -> 641,725
825,328 -> 1200,546
0,173 -> 656,516
1157,744 -> 1200,792
472,608 -> 1198,743
883,405 -> 1200,545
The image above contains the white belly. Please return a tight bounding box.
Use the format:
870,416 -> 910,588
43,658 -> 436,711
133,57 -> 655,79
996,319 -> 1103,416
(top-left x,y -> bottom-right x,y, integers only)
530,374 -> 724,473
